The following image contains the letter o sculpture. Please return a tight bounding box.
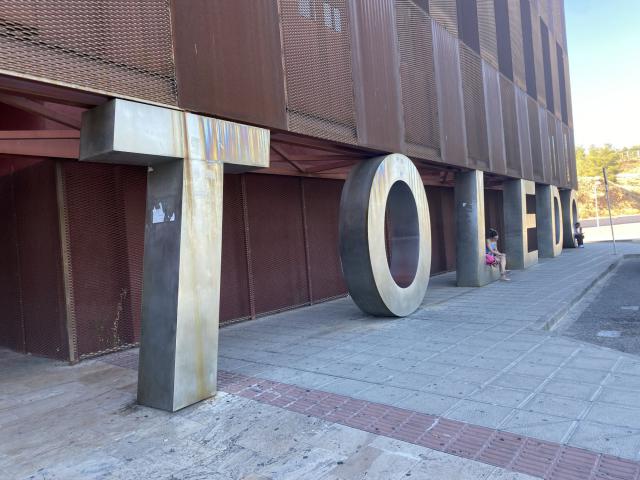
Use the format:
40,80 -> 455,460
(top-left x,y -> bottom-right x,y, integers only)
561,189 -> 579,248
339,154 -> 432,317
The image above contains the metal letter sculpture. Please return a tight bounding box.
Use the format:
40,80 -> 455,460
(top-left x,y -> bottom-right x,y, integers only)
560,189 -> 579,248
339,154 -> 432,317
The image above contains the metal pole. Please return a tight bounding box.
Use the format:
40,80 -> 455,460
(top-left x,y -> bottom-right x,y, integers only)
603,168 -> 617,255
593,182 -> 600,227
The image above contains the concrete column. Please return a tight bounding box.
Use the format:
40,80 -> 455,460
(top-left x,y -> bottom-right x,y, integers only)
80,99 -> 269,411
503,179 -> 538,270
536,184 -> 563,258
560,189 -> 579,248
455,170 -> 500,287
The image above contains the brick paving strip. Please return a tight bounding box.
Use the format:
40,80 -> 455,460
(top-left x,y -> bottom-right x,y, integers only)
217,370 -> 640,480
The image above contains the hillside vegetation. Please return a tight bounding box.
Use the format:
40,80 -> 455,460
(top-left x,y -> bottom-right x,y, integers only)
576,145 -> 640,219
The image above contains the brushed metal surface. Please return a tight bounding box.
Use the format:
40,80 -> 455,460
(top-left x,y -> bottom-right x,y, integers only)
536,183 -> 563,258
455,170 -> 500,287
504,178 -> 538,270
80,98 -> 270,411
560,188 -> 579,248
339,154 -> 431,317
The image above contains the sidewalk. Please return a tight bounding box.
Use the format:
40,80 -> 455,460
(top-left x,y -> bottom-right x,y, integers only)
2,242 -> 640,479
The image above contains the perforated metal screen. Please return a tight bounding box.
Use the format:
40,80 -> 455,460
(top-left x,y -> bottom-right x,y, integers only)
500,76 -> 521,177
460,44 -> 489,169
279,0 -> 357,144
430,0 -> 458,37
0,0 -> 177,105
477,0 -> 498,68
61,161 -> 146,358
395,0 -> 440,159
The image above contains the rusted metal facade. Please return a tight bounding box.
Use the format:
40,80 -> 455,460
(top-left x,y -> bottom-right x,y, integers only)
0,0 -> 575,360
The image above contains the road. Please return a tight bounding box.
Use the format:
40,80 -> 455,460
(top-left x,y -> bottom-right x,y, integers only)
563,258 -> 640,354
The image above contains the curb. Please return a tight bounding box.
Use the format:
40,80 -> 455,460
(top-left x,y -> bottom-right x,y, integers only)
539,253 -> 640,331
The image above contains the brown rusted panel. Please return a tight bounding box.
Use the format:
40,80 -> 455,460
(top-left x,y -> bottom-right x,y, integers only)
515,87 -> 533,181
220,175 -> 251,324
539,103 -> 552,184
172,0 -> 287,130
350,0 -> 404,152
62,161 -> 146,357
13,158 -> 68,359
245,174 -> 310,315
500,76 -> 521,178
484,189 -> 504,242
0,1 -> 176,105
0,160 -> 24,352
546,110 -> 559,184
520,0 -> 537,98
302,178 -> 348,301
395,0 -> 440,161
549,35 -> 561,119
540,19 -> 555,114
426,186 -> 456,275
482,61 -> 507,175
460,44 -> 489,169
432,20 -> 467,167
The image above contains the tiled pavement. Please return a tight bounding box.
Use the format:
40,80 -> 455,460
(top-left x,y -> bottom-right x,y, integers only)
218,242 -> 640,461
3,242 -> 640,479
1,348 -> 540,480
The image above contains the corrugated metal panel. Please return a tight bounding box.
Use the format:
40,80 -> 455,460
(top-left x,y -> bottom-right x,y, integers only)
279,0 -> 357,143
172,0 -> 287,129
530,2 -> 547,106
500,75 -> 521,177
528,96 -> 544,182
477,0 -> 499,68
351,0 -> 404,152
508,0 -> 526,90
395,0 -> 440,159
460,44 -> 489,169
0,0 -> 177,105
482,61 -> 507,174
539,103 -> 551,183
457,0 -> 481,53
220,175 -> 251,324
430,0 -> 458,36
245,174 -> 310,316
302,178 -> 348,302
433,20 -> 468,167
516,87 -> 533,180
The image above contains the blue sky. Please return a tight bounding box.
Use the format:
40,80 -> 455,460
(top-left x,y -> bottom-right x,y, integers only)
565,0 -> 640,148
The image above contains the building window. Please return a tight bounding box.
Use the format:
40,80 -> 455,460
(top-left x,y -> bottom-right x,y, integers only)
323,2 -> 333,27
299,0 -> 312,18
333,7 -> 342,32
